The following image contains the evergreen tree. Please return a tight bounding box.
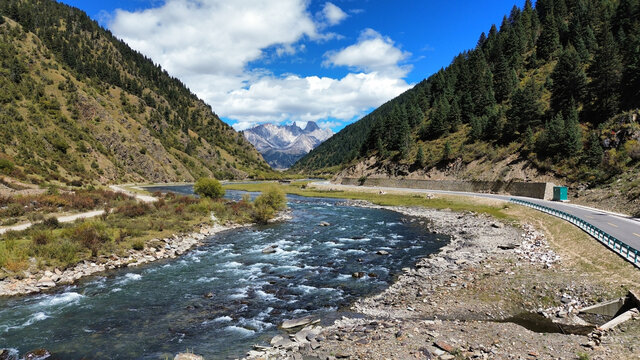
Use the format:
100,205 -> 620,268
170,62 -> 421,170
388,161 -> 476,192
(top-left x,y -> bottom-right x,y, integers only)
493,52 -> 515,103
443,141 -> 452,161
588,27 -> 622,122
621,23 -> 640,109
427,97 -> 450,138
540,113 -> 566,158
415,146 -> 425,167
563,101 -> 582,156
584,132 -> 603,167
524,126 -> 535,153
550,47 -> 587,114
536,13 -> 560,60
505,79 -> 543,139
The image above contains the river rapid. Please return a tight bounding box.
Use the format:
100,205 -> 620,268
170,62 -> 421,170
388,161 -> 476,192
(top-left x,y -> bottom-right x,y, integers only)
0,188 -> 448,359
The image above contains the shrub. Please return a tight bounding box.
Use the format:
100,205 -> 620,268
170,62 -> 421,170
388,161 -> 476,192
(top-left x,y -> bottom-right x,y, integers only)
251,202 -> 275,224
194,177 -> 225,199
132,239 -> 145,251
115,202 -> 152,217
0,158 -> 14,173
32,231 -> 51,246
43,216 -> 60,229
72,222 -> 109,257
5,203 -> 24,217
253,186 -> 286,211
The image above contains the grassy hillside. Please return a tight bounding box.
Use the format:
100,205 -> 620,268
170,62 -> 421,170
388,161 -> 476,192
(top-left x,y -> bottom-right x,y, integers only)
0,0 -> 275,186
292,0 -> 640,192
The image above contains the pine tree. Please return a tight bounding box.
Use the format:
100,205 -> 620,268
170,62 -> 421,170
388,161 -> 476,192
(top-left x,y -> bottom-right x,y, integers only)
443,141 -> 452,161
621,23 -> 640,109
415,146 -> 425,167
584,132 -> 604,167
541,112 -> 566,157
550,46 -> 587,114
524,126 -> 535,153
505,79 -> 543,139
493,52 -> 515,103
536,14 -> 560,60
588,27 -> 623,122
563,101 -> 582,156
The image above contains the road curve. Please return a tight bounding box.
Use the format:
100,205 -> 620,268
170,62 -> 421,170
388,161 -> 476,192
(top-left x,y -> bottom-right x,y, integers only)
310,181 -> 640,254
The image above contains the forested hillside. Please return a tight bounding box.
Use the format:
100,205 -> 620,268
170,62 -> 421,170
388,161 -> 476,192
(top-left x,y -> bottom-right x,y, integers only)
0,0 -> 274,186
292,0 -> 640,193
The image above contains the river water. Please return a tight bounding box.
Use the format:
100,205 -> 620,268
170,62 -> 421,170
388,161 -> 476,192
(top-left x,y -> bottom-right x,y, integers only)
0,188 -> 448,359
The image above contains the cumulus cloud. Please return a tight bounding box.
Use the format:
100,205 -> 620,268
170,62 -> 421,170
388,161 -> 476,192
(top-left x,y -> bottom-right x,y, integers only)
217,72 -> 410,128
324,28 -> 412,76
322,2 -> 347,26
109,0 -> 412,131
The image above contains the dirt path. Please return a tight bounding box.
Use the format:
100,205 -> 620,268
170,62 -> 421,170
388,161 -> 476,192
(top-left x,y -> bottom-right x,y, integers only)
0,185 -> 157,235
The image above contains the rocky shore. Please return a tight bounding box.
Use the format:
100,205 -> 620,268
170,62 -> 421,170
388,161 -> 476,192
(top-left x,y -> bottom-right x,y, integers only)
243,202 -> 639,360
0,210 -> 292,297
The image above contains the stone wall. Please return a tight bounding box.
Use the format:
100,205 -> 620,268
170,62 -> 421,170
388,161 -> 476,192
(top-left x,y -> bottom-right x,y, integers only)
340,178 -> 555,200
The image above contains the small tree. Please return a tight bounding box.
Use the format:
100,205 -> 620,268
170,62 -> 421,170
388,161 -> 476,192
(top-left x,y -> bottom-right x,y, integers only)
415,146 -> 425,167
194,177 -> 225,199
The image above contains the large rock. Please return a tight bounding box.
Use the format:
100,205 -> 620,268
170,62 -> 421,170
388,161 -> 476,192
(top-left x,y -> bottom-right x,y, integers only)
281,315 -> 315,329
23,349 -> 51,360
262,245 -> 277,254
36,277 -> 56,288
174,353 -> 204,360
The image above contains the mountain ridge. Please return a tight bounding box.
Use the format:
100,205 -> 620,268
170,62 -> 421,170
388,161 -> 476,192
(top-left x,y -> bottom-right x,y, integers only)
0,0 -> 275,185
243,122 -> 333,169
291,0 -> 640,215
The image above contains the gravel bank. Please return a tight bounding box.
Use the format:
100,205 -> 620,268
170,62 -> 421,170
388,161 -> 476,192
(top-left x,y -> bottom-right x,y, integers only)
244,202 -> 639,360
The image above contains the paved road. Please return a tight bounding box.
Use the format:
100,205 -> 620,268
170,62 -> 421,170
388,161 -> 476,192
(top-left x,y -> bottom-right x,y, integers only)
311,181 -> 640,253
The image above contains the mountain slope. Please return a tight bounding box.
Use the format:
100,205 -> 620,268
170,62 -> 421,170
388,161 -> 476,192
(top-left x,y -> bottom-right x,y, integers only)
243,122 -> 333,169
291,0 -> 640,214
0,0 -> 274,185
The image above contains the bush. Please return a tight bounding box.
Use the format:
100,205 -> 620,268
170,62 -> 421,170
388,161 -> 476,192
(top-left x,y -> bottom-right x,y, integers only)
194,177 -> 225,199
72,222 -> 109,257
43,216 -> 60,229
32,231 -> 51,246
0,158 -> 14,173
5,203 -> 24,217
251,186 -> 287,223
251,202 -> 275,224
115,202 -> 152,217
253,186 -> 286,211
132,239 -> 144,251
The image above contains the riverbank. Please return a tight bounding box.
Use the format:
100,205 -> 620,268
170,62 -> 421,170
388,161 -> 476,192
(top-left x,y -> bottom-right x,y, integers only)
243,200 -> 640,360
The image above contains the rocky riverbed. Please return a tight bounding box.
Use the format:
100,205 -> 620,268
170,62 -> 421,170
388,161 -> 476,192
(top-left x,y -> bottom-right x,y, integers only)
243,202 -> 639,360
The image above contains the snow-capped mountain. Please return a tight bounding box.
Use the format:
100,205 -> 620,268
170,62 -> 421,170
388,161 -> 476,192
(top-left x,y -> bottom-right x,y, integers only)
243,122 -> 333,169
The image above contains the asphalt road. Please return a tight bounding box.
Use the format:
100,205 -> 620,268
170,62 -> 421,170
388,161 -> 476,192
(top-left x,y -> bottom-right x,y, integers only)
311,181 -> 640,253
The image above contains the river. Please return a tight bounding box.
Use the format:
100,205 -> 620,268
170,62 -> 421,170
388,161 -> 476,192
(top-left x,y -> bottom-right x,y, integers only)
0,188 -> 448,359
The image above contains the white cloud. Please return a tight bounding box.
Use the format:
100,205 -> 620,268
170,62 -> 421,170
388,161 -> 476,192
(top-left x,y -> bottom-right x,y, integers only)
322,2 -> 347,26
109,1 -> 412,131
324,28 -> 411,76
220,72 -> 411,129
110,0 -> 317,77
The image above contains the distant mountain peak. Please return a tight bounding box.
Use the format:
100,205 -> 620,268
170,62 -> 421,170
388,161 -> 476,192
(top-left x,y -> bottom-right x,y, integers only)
243,121 -> 333,169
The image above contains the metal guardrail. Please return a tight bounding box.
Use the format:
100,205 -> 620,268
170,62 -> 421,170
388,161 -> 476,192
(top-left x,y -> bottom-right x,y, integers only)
510,198 -> 640,268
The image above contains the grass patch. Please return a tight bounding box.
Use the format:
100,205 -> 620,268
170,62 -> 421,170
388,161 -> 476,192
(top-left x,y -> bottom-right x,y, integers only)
224,181 -> 510,219
0,186 -> 288,277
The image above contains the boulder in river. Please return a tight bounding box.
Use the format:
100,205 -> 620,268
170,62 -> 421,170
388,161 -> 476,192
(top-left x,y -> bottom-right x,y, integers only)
376,250 -> 390,255
23,349 -> 51,360
174,353 -> 204,360
262,245 -> 277,254
0,349 -> 19,360
352,272 -> 366,278
281,315 -> 315,329
318,221 -> 330,226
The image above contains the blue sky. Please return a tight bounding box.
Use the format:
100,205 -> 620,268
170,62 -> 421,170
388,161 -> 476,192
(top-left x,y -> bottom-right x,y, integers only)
61,0 -> 523,132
